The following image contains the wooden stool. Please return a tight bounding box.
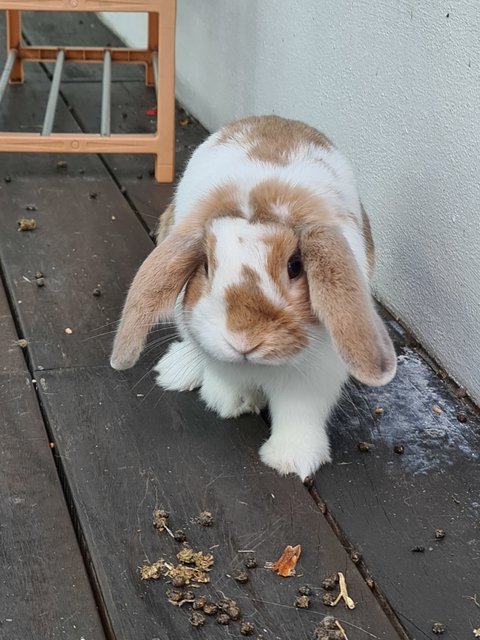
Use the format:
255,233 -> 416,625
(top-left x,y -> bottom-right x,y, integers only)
0,1 -> 176,182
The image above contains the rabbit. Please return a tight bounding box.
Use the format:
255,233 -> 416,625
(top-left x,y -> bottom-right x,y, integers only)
110,115 -> 397,480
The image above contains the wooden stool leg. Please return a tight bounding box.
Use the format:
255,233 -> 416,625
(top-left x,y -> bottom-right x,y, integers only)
145,12 -> 159,86
154,1 -> 176,183
6,11 -> 24,84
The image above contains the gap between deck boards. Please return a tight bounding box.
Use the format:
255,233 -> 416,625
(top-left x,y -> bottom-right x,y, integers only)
29,44 -> 411,640
0,20 -> 407,640
2,11 -> 478,640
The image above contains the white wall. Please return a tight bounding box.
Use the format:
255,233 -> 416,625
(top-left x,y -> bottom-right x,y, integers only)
102,2 -> 480,404
99,12 -> 147,48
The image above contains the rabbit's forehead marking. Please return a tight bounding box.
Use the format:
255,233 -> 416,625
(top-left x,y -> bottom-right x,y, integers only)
248,178 -> 340,230
209,217 -> 284,307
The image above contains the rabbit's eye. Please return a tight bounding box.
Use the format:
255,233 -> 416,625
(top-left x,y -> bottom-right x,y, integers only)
287,256 -> 303,279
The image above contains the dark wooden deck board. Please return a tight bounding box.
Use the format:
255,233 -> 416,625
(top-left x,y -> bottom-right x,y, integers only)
1,13 -> 402,640
0,150 -> 154,370
37,364 -> 399,639
59,80 -> 208,233
0,285 -> 105,639
48,14 -> 480,637
317,323 -> 480,640
22,11 -> 143,82
2,9 -> 480,640
0,280 -> 24,374
0,28 -> 154,370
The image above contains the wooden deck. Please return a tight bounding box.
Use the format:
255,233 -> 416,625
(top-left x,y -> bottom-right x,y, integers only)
1,12 -> 479,640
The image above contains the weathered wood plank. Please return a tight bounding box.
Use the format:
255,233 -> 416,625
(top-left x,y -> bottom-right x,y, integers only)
40,16 -> 480,637
0,281 -> 24,373
59,81 -> 208,233
0,285 -> 105,639
9,10 -> 480,639
0,149 -> 155,369
0,17 -> 402,636
0,32 -> 154,370
318,319 -> 480,639
0,149 -> 154,370
37,364 -> 401,640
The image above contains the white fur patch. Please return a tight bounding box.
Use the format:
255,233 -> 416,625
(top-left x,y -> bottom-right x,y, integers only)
209,217 -> 284,306
271,202 -> 290,219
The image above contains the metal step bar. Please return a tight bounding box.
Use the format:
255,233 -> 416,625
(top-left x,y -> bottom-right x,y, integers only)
0,49 -> 17,103
1,47 -> 154,140
101,50 -> 111,137
41,49 -> 64,136
0,3 -> 176,183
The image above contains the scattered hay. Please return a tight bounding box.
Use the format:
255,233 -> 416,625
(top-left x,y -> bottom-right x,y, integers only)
17,218 -> 36,231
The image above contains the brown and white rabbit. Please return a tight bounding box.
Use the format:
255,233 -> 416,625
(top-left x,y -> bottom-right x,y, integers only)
110,115 -> 396,480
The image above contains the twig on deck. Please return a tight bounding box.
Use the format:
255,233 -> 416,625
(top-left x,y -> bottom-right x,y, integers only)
330,573 -> 356,610
335,619 -> 349,639
463,593 -> 480,608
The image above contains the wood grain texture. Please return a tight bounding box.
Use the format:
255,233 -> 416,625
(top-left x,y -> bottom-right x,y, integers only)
0,283 -> 24,373
59,81 -> 207,232
0,24 -> 154,370
0,15 -> 402,637
0,286 -> 105,639
37,364 -> 400,640
0,153 -> 154,369
317,318 -> 480,639
4,10 -> 480,640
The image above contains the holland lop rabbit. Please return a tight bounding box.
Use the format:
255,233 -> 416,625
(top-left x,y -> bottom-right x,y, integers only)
110,115 -> 396,480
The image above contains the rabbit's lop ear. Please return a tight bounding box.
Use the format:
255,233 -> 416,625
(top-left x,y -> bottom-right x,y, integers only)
301,226 -> 397,386
110,218 -> 204,370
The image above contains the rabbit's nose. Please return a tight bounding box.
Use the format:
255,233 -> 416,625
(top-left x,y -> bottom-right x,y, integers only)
226,333 -> 262,357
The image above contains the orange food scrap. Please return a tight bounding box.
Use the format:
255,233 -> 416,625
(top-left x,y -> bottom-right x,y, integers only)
272,544 -> 301,577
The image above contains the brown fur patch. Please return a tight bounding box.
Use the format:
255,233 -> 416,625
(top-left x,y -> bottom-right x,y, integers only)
360,204 -> 375,278
263,227 -> 299,298
241,264 -> 261,287
184,268 -> 207,309
225,260 -> 311,361
184,229 -> 218,310
113,179 -> 251,369
156,184 -> 244,245
249,179 -> 340,229
197,183 -> 244,221
300,225 -> 396,386
216,115 -> 332,166
205,229 -> 218,278
155,203 -> 175,244
110,215 -> 206,370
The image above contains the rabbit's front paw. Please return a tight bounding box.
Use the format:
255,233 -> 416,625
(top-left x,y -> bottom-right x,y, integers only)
200,375 -> 265,419
259,431 -> 331,480
154,341 -> 205,392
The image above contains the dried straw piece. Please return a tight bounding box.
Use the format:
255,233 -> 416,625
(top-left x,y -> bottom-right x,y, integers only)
329,572 -> 356,610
